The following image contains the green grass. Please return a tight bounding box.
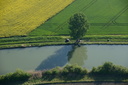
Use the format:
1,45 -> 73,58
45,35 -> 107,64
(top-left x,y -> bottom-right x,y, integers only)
0,36 -> 64,49
0,35 -> 128,49
29,0 -> 128,36
0,0 -> 128,48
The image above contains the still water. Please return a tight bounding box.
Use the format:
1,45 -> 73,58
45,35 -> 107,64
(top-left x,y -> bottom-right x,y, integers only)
0,45 -> 128,75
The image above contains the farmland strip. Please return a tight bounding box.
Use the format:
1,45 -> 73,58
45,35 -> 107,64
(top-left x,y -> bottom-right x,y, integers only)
0,0 -> 74,37
102,4 -> 128,28
53,0 -> 97,35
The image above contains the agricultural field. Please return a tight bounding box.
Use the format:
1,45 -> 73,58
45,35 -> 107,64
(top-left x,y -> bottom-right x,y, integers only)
0,0 -> 74,37
29,0 -> 128,36
0,0 -> 128,49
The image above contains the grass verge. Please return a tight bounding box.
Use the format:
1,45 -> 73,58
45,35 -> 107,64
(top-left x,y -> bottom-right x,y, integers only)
0,35 -> 128,49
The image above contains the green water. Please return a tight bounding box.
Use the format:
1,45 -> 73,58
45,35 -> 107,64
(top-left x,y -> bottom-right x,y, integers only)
0,45 -> 128,75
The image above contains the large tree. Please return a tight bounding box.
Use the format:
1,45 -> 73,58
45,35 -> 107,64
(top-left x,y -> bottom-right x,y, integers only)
69,13 -> 89,40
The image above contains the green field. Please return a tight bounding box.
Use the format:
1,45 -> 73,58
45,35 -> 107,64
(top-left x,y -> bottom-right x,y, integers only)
0,0 -> 128,49
29,0 -> 128,36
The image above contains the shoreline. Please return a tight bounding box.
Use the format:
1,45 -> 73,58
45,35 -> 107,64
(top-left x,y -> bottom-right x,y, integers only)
30,81 -> 128,85
1,80 -> 128,85
0,35 -> 128,49
0,41 -> 128,50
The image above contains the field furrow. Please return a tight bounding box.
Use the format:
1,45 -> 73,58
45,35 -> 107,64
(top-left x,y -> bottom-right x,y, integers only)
29,0 -> 128,36
102,4 -> 128,28
0,0 -> 74,37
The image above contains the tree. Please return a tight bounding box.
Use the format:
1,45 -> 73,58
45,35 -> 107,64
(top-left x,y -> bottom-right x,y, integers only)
69,13 -> 89,40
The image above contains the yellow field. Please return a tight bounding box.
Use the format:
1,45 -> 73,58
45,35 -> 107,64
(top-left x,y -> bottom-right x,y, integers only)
0,0 -> 74,37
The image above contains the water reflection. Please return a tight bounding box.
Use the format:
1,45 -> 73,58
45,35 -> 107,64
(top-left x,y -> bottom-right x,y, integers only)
36,46 -> 71,70
67,45 -> 88,66
1,45 -> 128,75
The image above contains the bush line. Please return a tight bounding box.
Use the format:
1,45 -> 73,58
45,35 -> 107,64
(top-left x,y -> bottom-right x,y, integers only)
0,62 -> 128,84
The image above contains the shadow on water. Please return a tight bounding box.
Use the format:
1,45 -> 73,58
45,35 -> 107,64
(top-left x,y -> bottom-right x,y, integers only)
36,46 -> 72,70
67,45 -> 88,66
36,45 -> 88,70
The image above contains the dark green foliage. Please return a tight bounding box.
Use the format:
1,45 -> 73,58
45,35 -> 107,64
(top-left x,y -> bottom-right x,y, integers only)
42,64 -> 88,80
0,62 -> 128,83
91,62 -> 128,77
42,63 -> 128,81
42,67 -> 61,80
62,64 -> 88,76
44,67 -> 60,76
0,69 -> 31,83
11,69 -> 31,81
69,13 -> 89,39
61,64 -> 88,80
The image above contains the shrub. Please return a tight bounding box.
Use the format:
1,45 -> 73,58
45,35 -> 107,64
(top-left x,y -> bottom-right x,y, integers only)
42,67 -> 61,79
90,62 -> 128,77
0,69 -> 31,83
51,67 -> 60,76
43,70 -> 53,76
11,69 -> 31,81
42,65 -> 88,80
0,73 -> 13,82
61,64 -> 88,78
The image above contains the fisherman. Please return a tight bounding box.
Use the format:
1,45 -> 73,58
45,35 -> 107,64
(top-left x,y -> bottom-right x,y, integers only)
75,39 -> 81,46
65,38 -> 70,43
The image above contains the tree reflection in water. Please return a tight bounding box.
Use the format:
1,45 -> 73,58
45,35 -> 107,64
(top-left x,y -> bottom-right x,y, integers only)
67,45 -> 88,66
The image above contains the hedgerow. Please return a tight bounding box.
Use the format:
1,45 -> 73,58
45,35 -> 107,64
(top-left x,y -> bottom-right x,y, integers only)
0,69 -> 31,83
90,62 -> 128,77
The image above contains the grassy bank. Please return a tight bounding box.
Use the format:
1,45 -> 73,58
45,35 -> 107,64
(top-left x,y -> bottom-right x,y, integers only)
0,35 -> 128,49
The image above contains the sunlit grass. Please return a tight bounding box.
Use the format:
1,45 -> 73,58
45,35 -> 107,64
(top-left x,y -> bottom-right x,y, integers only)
29,0 -> 128,36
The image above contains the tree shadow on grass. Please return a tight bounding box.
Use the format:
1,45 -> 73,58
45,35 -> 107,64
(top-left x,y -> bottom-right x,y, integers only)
36,46 -> 72,70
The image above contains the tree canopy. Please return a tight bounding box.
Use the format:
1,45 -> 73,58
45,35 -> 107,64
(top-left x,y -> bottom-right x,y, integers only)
69,13 -> 89,39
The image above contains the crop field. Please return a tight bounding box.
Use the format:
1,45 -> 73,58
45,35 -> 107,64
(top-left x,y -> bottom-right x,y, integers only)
0,0 -> 74,37
29,0 -> 128,36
